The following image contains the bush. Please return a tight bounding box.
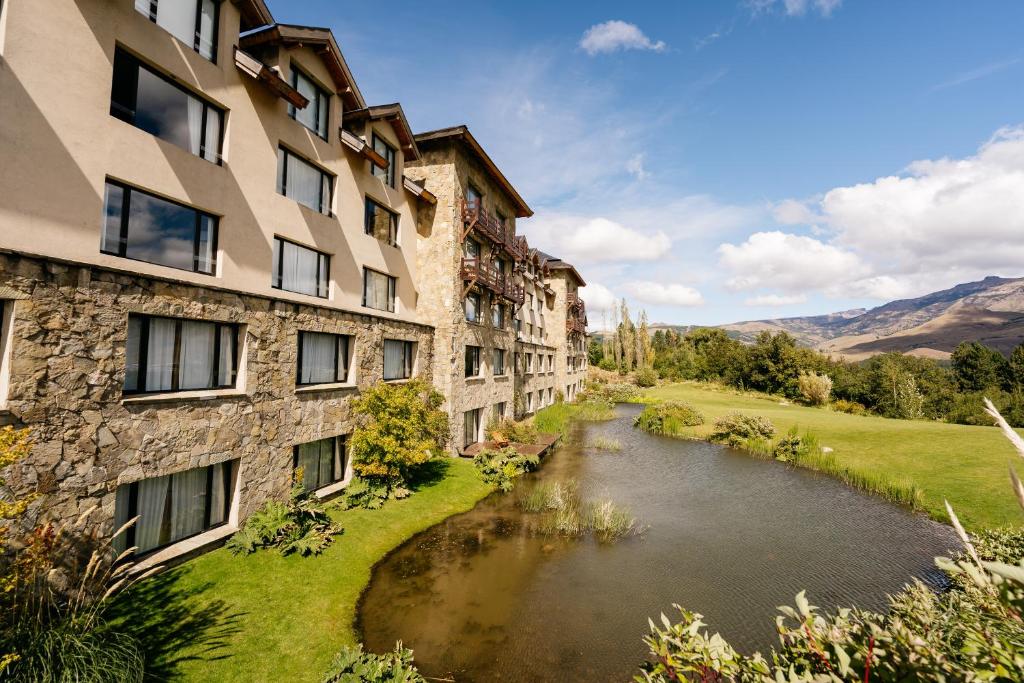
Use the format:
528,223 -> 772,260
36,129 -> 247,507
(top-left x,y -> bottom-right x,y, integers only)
598,383 -> 643,403
321,642 -> 424,683
709,413 -> 775,447
488,417 -> 538,445
634,367 -> 658,388
771,426 -> 818,463
633,402 -> 705,436
473,447 -> 540,492
227,480 -> 343,556
832,399 -> 869,415
797,371 -> 832,406
350,379 -> 449,490
339,477 -> 412,510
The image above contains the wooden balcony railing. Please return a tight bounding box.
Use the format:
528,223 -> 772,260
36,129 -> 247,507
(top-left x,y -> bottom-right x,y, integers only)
462,199 -> 530,263
566,317 -> 587,335
461,257 -> 506,295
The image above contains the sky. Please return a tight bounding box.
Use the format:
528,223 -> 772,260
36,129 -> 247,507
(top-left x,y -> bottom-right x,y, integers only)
268,0 -> 1024,327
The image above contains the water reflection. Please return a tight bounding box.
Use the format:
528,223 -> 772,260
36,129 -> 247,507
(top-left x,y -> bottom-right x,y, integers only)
359,404 -> 957,682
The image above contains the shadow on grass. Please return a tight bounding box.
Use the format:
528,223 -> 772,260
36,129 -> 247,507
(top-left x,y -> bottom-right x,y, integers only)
407,458 -> 452,492
106,568 -> 244,680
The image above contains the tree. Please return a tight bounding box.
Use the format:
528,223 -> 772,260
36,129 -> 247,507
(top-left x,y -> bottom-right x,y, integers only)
637,310 -> 654,369
951,341 -> 1009,392
619,299 -> 636,374
1009,343 -> 1024,390
743,331 -> 804,397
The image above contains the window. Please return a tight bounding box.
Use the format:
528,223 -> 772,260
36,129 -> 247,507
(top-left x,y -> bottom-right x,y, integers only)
289,67 -> 329,138
492,348 -> 506,376
463,408 -> 482,447
547,388 -> 553,405
135,0 -> 218,61
465,291 -> 481,323
294,436 -> 347,491
465,345 -> 481,378
465,184 -> 482,209
526,392 -> 533,413
124,314 -> 237,394
464,237 -> 480,260
272,237 -> 329,298
494,402 -> 507,420
297,331 -> 350,385
371,134 -> 396,187
364,198 -> 398,246
277,147 -> 332,215
114,460 -> 235,555
383,339 -> 414,380
111,49 -> 222,163
363,268 -> 396,312
491,302 -> 505,329
525,353 -> 533,373
102,181 -> 217,274
0,300 -> 12,406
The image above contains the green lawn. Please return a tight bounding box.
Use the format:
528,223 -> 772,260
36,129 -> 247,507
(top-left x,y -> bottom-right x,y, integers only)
645,382 -> 1024,530
110,459 -> 492,682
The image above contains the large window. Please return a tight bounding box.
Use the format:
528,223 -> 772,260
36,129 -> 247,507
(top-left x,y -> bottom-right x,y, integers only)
135,0 -> 219,62
277,147 -> 332,215
124,314 -> 237,394
114,460 -> 235,555
111,49 -> 222,163
363,268 -> 396,312
465,345 -> 481,378
364,198 -> 398,246
288,66 -> 329,138
102,180 -> 217,274
492,348 -> 506,376
294,436 -> 347,492
272,237 -> 329,298
297,331 -> 350,386
464,291 -> 481,324
383,339 -> 414,381
463,408 -> 482,448
371,134 -> 396,187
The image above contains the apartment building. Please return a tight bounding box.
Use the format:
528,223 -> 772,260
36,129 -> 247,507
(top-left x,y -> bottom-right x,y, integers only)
0,0 -> 437,565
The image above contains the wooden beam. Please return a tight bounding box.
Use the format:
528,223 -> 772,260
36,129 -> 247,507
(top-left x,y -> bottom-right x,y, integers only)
234,48 -> 309,109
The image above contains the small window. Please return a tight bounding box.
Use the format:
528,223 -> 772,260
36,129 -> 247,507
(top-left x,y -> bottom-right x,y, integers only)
465,184 -> 482,209
525,353 -> 533,373
124,314 -> 238,395
494,402 -> 507,420
371,134 -> 396,187
463,408 -> 482,448
364,198 -> 398,246
363,268 -> 396,312
102,180 -> 217,274
383,339 -> 414,381
465,345 -> 481,378
111,49 -> 223,163
135,0 -> 219,62
272,237 -> 330,298
0,300 -> 13,406
294,436 -> 347,492
464,291 -> 481,323
277,147 -> 333,215
491,302 -> 505,329
114,459 -> 236,555
289,66 -> 329,139
463,237 -> 480,260
297,331 -> 350,386
526,392 -> 533,412
492,348 -> 506,376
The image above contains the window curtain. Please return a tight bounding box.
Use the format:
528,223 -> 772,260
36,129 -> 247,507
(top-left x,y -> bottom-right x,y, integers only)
197,0 -> 216,59
203,108 -> 221,163
187,96 -> 203,157
146,318 -> 177,391
281,240 -> 318,296
287,153 -> 323,213
178,321 -> 215,390
208,462 -> 227,526
464,410 -> 479,447
113,484 -> 133,555
124,316 -> 142,392
297,441 -> 329,490
316,95 -> 329,138
318,440 -> 333,487
135,475 -> 170,553
365,271 -> 390,310
384,340 -> 407,380
155,0 -> 198,51
301,332 -> 336,384
293,72 -> 318,131
170,467 -> 208,542
195,215 -> 216,274
218,326 -> 234,386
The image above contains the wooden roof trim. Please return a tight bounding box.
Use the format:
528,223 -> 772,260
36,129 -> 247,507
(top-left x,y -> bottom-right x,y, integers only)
346,104 -> 420,161
403,176 -> 437,205
234,48 -> 309,109
232,0 -> 274,31
339,128 -> 389,168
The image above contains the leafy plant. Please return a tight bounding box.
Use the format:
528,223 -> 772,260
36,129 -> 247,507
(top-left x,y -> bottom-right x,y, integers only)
798,371 -> 832,406
473,447 -> 539,492
321,642 -> 424,683
339,477 -> 410,510
489,417 -> 539,445
227,480 -> 342,556
634,366 -> 658,388
633,401 -> 705,436
831,398 -> 869,415
709,413 -> 776,447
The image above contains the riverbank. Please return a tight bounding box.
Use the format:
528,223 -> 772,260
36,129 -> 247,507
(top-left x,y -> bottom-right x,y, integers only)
642,382 -> 1022,529
109,458 -> 492,682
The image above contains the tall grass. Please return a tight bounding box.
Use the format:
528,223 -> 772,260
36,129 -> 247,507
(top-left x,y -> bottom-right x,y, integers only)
533,398 -> 615,439
588,436 -> 623,451
519,480 -> 641,542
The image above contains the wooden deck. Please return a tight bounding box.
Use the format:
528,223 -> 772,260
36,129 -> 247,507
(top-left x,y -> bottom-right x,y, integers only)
461,432 -> 560,458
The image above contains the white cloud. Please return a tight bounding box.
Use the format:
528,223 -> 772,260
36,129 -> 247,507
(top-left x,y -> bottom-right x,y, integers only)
580,21 -> 666,56
718,231 -> 867,293
772,198 -> 822,225
626,153 -> 649,180
748,0 -> 841,17
931,58 -> 1021,92
744,293 -> 808,307
621,281 -> 705,307
526,214 -> 671,265
579,282 -> 618,322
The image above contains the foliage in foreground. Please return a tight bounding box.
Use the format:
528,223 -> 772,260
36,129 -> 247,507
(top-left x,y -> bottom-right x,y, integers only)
633,401 -> 705,436
226,480 -> 342,556
321,642 -> 424,683
709,412 -> 776,447
473,447 -> 540,492
637,399 -> 1024,682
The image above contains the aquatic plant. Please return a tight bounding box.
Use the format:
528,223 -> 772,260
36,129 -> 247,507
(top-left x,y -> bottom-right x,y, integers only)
633,401 -> 705,436
321,642 -> 424,682
473,447 -> 539,492
519,480 -> 579,513
709,413 -> 776,446
587,500 -> 640,542
589,436 -> 623,451
520,480 -> 642,542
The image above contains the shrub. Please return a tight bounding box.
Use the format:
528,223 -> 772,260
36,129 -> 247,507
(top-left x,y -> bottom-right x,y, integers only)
634,367 -> 658,388
797,371 -> 832,406
633,401 -> 705,436
350,379 -> 449,490
832,399 -> 869,415
473,447 -> 539,492
772,427 -> 813,462
489,417 -> 538,445
321,642 -> 424,683
227,479 -> 343,556
709,413 -> 776,446
598,383 -> 643,403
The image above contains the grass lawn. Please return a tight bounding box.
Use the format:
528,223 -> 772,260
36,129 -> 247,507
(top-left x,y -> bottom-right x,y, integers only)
644,382 -> 1024,530
110,458 -> 492,682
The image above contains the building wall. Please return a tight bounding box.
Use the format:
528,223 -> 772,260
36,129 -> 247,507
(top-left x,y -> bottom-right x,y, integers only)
548,270 -> 589,400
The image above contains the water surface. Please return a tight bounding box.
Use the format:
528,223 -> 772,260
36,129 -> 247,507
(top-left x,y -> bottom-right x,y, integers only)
359,404 -> 957,681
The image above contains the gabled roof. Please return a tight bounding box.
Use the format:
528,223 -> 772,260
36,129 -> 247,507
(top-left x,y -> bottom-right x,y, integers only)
239,24 -> 366,112
232,0 -> 274,32
345,104 -> 420,161
414,126 -> 533,218
535,250 -> 586,286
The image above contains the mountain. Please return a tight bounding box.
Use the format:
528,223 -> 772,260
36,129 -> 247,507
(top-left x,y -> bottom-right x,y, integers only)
720,276 -> 1024,360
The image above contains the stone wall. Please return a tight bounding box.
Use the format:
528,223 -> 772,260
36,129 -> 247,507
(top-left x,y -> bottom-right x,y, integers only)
0,251 -> 434,537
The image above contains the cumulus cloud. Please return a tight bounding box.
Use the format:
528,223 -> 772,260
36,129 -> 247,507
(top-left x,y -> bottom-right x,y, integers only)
579,282 -> 618,322
744,293 -> 808,307
526,214 -> 671,265
718,231 -> 867,293
772,198 -> 822,225
621,281 -> 705,307
580,21 -> 667,56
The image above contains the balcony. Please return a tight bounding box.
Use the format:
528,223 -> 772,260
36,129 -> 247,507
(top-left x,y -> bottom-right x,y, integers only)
566,317 -> 587,335
461,257 -> 505,295
462,199 -> 529,263
504,280 -> 525,306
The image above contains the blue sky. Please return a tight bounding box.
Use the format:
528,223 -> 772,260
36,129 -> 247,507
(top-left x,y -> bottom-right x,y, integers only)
269,0 -> 1024,326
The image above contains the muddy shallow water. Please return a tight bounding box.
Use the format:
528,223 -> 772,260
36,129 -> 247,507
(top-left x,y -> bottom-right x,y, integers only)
358,404 -> 958,682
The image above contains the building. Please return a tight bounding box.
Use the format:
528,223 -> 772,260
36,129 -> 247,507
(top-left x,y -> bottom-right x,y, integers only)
0,0 -> 588,565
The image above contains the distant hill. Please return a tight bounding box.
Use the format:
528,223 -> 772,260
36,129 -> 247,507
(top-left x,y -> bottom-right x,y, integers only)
720,276 -> 1024,360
